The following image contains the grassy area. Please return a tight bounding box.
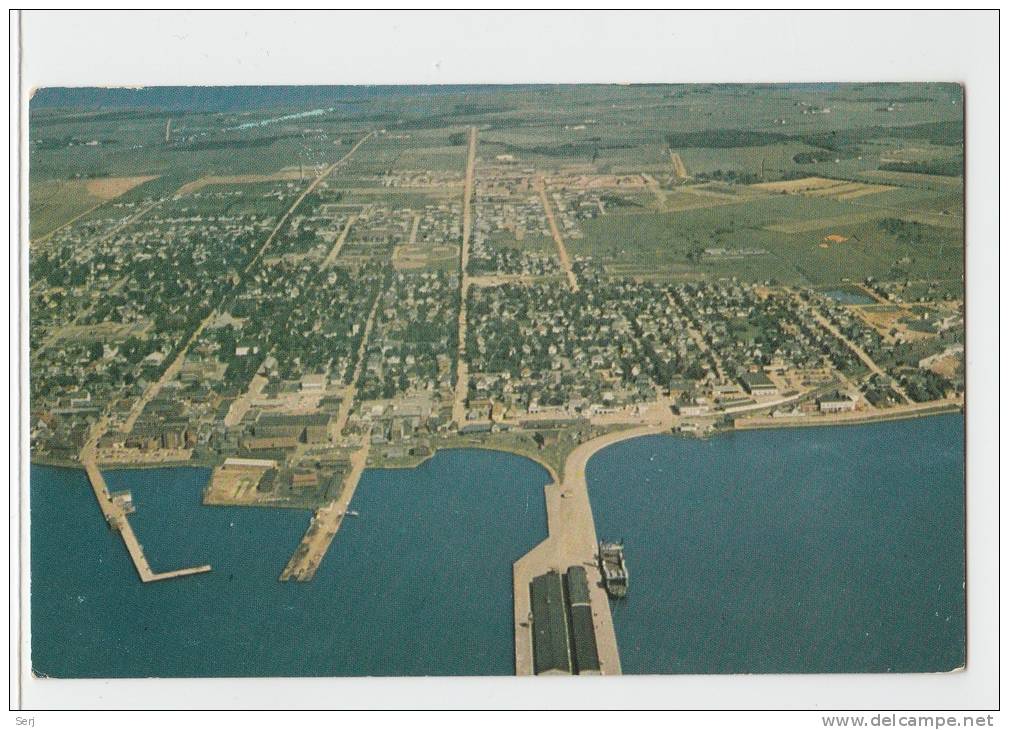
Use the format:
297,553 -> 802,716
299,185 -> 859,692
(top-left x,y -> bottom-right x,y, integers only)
570,188 -> 962,286
340,189 -> 454,209
29,175 -> 159,238
30,179 -> 105,238
372,423 -> 632,482
30,85 -> 963,287
391,144 -> 468,172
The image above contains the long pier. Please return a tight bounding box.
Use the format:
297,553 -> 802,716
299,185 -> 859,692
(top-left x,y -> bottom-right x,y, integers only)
513,405 -> 674,675
82,456 -> 211,582
279,437 -> 370,582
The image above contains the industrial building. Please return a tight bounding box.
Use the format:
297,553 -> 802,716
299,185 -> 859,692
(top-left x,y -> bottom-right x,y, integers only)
739,370 -> 779,396
252,412 -> 333,445
817,391 -> 857,413
529,566 -> 602,675
564,566 -> 601,674
530,571 -> 572,675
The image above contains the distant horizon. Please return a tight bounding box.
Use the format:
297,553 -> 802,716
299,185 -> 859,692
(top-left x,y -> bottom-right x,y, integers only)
30,82 -> 957,113
30,84 -> 578,112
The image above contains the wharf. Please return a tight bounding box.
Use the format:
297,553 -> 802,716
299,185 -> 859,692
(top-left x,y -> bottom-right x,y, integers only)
279,437 -> 371,582
511,405 -> 672,676
83,456 -> 211,583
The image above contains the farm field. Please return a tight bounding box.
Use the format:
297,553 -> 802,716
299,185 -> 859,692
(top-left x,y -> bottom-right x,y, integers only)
30,84 -> 964,293
29,175 -> 157,239
855,169 -> 963,190
571,185 -> 962,286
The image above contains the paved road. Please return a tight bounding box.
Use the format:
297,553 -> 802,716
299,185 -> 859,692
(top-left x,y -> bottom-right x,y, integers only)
664,290 -> 725,379
35,274 -> 129,355
280,272 -> 384,581
452,127 -> 478,426
513,405 -> 673,675
321,214 -> 358,269
537,179 -> 579,292
329,286 -> 383,441
115,131 -> 374,436
805,300 -> 912,404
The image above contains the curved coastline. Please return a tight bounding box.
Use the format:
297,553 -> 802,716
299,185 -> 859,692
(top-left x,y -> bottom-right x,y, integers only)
583,412 -> 966,674
30,447 -> 553,677
508,403 -> 961,675
29,400 -> 961,475
29,407 -> 963,676
510,404 -> 674,675
370,444 -> 560,485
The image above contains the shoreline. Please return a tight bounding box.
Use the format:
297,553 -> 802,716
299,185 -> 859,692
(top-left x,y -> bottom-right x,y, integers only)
29,404 -> 963,475
30,457 -> 220,471
512,416 -> 676,676
30,405 -> 963,677
367,442 -> 560,484
733,401 -> 961,431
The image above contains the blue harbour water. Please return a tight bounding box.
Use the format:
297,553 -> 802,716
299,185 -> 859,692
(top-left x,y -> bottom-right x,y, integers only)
30,450 -> 550,677
587,414 -> 965,674
31,415 -> 964,677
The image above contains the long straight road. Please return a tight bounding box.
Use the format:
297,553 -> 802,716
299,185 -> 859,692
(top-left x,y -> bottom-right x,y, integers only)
329,282 -> 384,440
31,193 -> 163,252
392,212 -> 422,270
452,127 -> 478,426
80,133 -> 376,583
119,131 -> 374,435
459,127 -> 477,276
35,274 -> 129,355
801,295 -> 912,404
321,214 -> 358,269
283,273 -> 385,581
537,179 -> 579,292
664,290 -> 725,379
30,195 -> 167,298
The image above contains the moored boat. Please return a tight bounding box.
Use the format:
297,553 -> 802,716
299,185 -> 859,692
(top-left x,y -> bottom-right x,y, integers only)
598,540 -> 628,598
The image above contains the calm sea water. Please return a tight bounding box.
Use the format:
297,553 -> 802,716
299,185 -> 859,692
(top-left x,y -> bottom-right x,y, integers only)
587,413 -> 965,673
30,449 -> 549,677
31,415 -> 964,677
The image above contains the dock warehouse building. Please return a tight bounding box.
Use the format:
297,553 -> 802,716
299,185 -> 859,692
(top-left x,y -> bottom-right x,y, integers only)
564,566 -> 601,674
253,413 -> 333,445
530,571 -> 572,675
529,567 -> 602,675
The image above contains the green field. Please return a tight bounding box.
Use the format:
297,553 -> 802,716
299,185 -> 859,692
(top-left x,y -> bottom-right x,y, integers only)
30,83 -> 963,289
29,179 -> 106,239
572,189 -> 962,286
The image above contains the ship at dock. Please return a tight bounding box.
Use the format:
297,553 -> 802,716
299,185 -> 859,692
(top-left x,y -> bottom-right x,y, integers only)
598,541 -> 628,598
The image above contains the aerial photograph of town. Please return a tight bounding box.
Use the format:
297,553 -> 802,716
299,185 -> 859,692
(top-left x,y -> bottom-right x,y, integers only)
28,83 -> 965,679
